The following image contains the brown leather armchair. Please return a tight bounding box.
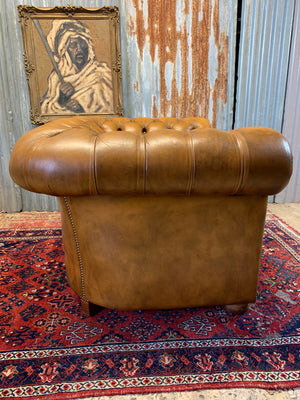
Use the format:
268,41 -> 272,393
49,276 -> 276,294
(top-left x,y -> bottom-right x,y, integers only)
9,117 -> 292,315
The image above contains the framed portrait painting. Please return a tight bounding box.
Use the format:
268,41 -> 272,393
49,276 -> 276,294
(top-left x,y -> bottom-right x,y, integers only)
18,5 -> 123,124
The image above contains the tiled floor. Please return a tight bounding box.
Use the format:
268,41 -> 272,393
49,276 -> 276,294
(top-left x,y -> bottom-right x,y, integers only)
80,203 -> 300,400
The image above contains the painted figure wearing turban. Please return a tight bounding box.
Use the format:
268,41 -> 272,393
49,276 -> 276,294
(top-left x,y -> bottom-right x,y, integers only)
41,20 -> 113,114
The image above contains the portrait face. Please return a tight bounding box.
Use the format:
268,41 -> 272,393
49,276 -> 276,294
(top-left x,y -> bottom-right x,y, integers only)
67,36 -> 89,70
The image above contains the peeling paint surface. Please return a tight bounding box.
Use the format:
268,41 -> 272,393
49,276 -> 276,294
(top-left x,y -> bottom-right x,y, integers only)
123,0 -> 236,128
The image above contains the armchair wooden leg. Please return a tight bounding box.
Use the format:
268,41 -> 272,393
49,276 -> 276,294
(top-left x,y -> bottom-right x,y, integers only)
225,303 -> 249,315
81,298 -> 103,316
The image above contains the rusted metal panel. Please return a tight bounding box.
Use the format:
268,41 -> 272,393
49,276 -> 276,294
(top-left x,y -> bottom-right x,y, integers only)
121,0 -> 237,129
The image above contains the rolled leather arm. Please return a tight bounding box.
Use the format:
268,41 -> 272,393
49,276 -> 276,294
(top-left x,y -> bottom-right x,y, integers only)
9,117 -> 292,196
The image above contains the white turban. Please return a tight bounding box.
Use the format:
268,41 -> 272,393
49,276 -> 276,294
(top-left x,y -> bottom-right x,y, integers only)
47,20 -> 96,76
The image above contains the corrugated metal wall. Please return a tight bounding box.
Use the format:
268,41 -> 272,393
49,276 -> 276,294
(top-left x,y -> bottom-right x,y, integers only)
234,0 -> 295,131
0,0 -> 237,212
276,0 -> 300,203
0,0 -> 298,211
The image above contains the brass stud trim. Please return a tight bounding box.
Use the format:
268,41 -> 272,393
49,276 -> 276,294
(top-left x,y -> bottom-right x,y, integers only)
63,197 -> 87,301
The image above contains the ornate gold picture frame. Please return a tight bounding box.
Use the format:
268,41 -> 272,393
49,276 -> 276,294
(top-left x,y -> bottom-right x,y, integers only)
18,5 -> 123,125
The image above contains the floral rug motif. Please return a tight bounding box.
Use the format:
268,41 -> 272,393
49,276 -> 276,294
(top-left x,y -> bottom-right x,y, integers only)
0,211 -> 299,399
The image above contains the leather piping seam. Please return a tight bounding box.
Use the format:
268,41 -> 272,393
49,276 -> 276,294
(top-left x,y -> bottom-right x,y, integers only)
144,134 -> 147,193
232,131 -> 249,194
136,134 -> 146,194
92,136 -> 98,195
186,131 -> 195,195
63,197 -> 87,302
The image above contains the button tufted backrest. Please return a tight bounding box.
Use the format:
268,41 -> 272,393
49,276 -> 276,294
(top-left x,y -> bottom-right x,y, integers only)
9,116 -> 292,197
94,117 -> 210,134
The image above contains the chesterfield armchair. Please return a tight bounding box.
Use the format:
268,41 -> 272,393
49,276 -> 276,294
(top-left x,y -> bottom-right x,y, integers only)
9,117 -> 292,315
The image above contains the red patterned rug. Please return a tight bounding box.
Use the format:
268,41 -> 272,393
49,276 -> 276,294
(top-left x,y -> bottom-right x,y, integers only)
0,211 -> 299,399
